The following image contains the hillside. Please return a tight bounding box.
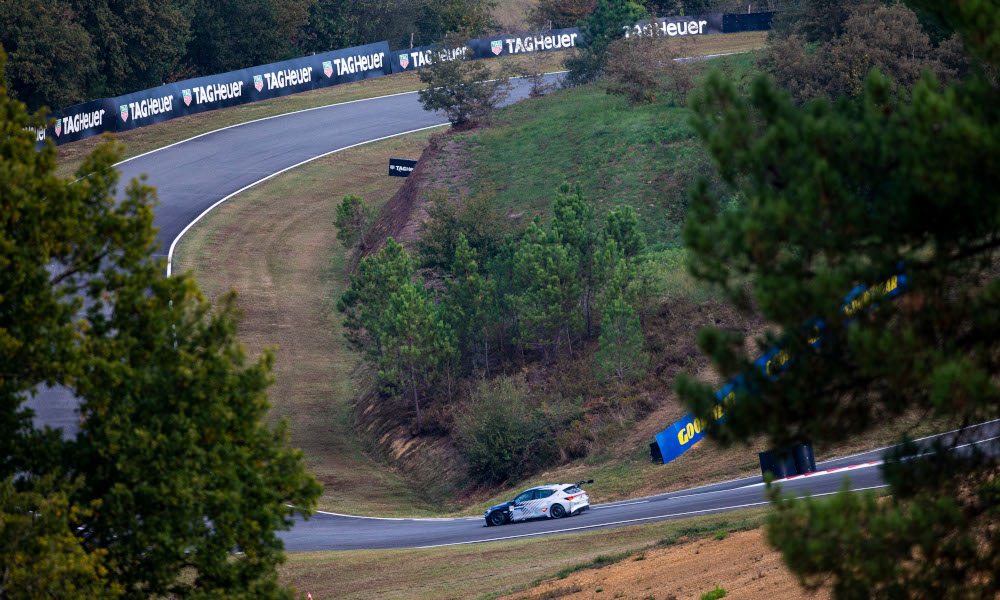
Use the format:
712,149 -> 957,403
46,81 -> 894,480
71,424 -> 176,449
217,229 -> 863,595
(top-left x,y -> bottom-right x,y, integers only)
353,50 -> 950,513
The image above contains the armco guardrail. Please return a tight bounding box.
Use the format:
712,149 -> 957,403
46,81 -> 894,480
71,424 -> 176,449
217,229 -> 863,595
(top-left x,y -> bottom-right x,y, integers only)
33,12 -> 774,148
653,272 -> 907,465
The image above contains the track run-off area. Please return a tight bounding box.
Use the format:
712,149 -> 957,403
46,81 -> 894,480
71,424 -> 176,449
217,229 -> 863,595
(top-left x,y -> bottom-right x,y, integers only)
27,70 -> 1000,552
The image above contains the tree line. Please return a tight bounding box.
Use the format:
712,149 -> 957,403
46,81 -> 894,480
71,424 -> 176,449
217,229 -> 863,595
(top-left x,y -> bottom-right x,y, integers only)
0,0 -> 494,113
336,185 -> 653,431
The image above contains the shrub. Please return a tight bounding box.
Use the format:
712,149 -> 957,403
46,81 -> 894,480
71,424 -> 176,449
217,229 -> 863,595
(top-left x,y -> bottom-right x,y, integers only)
417,39 -> 511,127
565,0 -> 646,86
454,377 -> 548,485
333,194 -> 373,250
761,3 -> 967,104
603,25 -> 695,105
700,587 -> 727,600
416,190 -> 510,270
531,0 -> 596,29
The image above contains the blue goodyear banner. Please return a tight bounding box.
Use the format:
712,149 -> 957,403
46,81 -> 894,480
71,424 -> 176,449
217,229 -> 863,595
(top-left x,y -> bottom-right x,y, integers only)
654,272 -> 908,464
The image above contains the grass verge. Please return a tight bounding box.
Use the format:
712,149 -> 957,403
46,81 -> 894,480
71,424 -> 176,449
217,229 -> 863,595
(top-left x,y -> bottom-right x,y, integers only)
279,507 -> 773,600
172,128 -> 444,516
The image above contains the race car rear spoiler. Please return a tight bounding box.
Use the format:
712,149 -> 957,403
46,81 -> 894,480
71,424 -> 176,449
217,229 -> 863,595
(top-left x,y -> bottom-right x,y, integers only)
574,479 -> 594,486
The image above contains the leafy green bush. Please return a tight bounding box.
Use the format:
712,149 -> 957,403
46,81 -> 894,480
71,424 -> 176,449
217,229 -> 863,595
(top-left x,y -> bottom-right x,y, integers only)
565,0 -> 646,86
700,586 -> 727,600
417,39 -> 511,127
454,377 -> 549,484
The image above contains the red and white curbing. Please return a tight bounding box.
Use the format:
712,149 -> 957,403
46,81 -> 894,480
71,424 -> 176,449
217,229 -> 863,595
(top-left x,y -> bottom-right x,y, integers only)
771,460 -> 883,484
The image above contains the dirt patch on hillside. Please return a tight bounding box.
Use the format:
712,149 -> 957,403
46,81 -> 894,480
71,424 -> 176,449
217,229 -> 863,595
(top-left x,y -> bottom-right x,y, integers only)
362,131 -> 477,263
504,529 -> 829,600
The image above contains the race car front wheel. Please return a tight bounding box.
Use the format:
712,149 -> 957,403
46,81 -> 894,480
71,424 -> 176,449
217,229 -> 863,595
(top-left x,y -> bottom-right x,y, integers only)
488,511 -> 507,526
549,503 -> 566,519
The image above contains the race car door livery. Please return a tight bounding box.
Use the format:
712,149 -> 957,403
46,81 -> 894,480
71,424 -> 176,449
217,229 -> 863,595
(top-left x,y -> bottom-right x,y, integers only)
510,490 -> 533,522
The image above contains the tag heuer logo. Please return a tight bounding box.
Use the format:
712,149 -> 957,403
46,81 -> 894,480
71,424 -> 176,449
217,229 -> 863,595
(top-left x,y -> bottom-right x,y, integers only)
323,60 -> 333,77
399,55 -> 409,69
182,89 -> 192,106
120,106 -> 128,122
55,119 -> 62,136
491,40 -> 503,55
254,75 -> 263,92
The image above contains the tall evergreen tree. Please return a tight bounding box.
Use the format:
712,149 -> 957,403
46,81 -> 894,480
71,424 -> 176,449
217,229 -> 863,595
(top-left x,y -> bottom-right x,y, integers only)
445,233 -> 497,374
338,237 -> 414,357
678,1 -> 1000,596
187,0 -> 308,76
595,295 -> 646,384
378,281 -> 457,429
513,221 -> 582,363
551,184 -> 598,336
70,0 -> 190,97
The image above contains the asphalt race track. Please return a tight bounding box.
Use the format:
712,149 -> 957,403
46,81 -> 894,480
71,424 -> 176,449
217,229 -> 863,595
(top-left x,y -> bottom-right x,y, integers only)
21,70 -> 1000,552
278,420 -> 999,550
26,73 -> 564,438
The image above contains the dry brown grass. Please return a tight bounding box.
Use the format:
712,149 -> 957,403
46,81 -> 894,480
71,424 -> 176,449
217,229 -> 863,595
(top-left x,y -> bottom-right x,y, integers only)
173,128 -> 444,516
503,528 -> 828,600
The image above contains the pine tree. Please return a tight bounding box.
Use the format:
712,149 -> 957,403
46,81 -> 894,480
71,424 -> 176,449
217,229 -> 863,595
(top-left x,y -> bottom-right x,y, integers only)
333,194 -> 373,250
551,184 -> 598,336
565,0 -> 647,85
595,295 -> 646,384
445,233 -> 497,374
338,238 -> 414,358
513,221 -> 582,363
678,1 -> 1000,595
602,205 -> 646,261
378,282 -> 458,430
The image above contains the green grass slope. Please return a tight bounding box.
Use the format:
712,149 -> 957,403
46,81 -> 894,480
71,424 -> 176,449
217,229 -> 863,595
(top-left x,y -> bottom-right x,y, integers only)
389,51 -> 953,513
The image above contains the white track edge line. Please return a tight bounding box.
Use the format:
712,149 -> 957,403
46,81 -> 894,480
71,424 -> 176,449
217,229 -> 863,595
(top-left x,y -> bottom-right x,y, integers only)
111,47 -> 748,169
291,426 -> 999,522
165,122 -> 448,276
113,70 -> 568,169
818,418 -> 1000,463
413,485 -> 890,548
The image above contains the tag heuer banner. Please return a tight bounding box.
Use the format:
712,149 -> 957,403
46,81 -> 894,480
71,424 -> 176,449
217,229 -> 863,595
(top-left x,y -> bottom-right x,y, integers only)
390,44 -> 470,74
392,27 -> 581,73
109,41 -> 391,133
624,14 -> 725,39
465,27 -> 581,61
38,41 -> 390,143
37,12 -> 774,147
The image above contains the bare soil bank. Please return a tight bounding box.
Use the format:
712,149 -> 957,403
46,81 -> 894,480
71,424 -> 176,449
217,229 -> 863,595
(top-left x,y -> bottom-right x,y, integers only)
504,528 -> 828,600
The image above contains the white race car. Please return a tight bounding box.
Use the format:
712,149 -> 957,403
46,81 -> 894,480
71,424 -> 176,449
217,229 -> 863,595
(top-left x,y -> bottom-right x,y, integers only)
484,480 -> 592,526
